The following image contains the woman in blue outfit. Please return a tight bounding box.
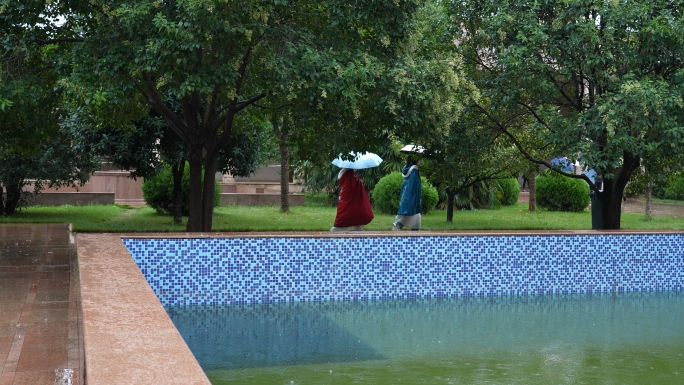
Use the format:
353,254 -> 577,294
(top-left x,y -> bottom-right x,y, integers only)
393,158 -> 422,231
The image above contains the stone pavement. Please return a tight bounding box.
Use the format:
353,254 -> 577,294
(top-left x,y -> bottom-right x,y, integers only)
0,224 -> 83,385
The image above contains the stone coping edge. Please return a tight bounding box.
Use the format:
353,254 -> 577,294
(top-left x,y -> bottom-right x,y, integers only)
76,233 -> 211,385
115,229 -> 684,239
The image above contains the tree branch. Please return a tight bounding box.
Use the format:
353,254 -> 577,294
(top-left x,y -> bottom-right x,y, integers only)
473,101 -> 595,188
32,38 -> 84,45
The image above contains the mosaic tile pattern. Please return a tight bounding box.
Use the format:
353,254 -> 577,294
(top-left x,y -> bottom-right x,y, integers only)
123,234 -> 684,306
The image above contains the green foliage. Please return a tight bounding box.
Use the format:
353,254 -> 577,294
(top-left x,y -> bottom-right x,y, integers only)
448,0 -> 684,228
372,171 -> 438,215
422,180 -> 439,214
664,172 -> 684,201
370,172 -> 403,214
625,167 -> 670,199
536,172 -> 590,212
496,178 -> 521,206
142,163 -> 220,216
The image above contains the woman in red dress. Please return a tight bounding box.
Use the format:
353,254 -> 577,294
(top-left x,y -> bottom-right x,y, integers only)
330,168 -> 374,231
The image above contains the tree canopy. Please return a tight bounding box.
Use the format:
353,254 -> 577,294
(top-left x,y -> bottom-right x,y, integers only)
448,0 -> 684,229
52,0 -> 438,231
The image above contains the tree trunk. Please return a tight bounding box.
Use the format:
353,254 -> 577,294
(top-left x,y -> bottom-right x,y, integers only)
446,188 -> 455,223
599,179 -> 626,230
0,185 -> 4,215
528,171 -> 536,213
273,117 -> 290,213
186,147 -> 204,232
171,161 -> 185,224
645,177 -> 653,221
598,154 -> 640,230
201,152 -> 219,232
279,141 -> 290,213
3,177 -> 23,216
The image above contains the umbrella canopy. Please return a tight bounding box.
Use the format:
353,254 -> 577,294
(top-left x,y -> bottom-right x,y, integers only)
331,152 -> 383,169
400,144 -> 426,154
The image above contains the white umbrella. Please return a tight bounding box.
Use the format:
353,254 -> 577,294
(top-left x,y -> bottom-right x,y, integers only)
331,152 -> 383,169
400,144 -> 426,154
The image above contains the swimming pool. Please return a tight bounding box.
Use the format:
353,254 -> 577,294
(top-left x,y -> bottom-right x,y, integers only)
122,233 -> 684,384
167,292 -> 684,384
123,233 -> 684,306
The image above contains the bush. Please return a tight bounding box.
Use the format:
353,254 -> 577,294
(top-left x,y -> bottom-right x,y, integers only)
664,172 -> 684,201
496,177 -> 521,206
142,163 -> 221,215
372,171 -> 439,214
536,171 -> 590,212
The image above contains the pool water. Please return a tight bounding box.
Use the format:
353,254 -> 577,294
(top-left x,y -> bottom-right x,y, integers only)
167,291 -> 684,385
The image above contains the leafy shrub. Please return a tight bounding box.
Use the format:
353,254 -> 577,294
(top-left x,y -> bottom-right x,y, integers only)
496,177 -> 520,206
142,163 -> 221,215
372,171 -> 439,214
664,172 -> 684,201
536,171 -> 590,212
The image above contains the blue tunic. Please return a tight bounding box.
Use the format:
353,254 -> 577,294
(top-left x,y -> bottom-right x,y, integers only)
397,165 -> 422,216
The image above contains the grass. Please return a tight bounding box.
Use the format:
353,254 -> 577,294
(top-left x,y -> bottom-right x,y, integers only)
1,196 -> 683,232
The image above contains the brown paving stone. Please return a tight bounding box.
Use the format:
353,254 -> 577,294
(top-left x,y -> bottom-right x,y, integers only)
0,323 -> 16,338
29,309 -> 69,323
23,322 -> 68,347
0,278 -> 32,287
0,286 -> 28,303
0,310 -> 21,323
0,373 -> 14,385
41,265 -> 70,272
0,272 -> 34,279
42,256 -> 71,265
0,266 -> 36,273
16,345 -> 68,371
11,371 -> 57,385
0,257 -> 41,266
0,303 -> 23,312
36,271 -> 69,280
0,336 -> 13,361
34,291 -> 70,302
12,369 -> 79,385
32,301 -> 69,310
35,279 -> 70,290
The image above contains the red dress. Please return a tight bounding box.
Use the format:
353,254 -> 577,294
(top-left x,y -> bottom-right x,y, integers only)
334,169 -> 374,228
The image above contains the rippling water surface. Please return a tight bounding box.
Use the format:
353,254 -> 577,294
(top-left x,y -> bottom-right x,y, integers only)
167,291 -> 684,385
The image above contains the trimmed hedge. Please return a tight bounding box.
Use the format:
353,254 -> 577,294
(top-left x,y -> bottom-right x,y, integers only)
142,163 -> 221,216
536,171 -> 590,212
496,177 -> 521,206
372,171 -> 439,215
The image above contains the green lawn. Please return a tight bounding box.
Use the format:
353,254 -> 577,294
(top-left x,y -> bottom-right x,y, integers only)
1,195 -> 683,232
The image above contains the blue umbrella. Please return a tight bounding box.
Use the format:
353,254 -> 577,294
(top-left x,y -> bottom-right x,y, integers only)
331,152 -> 383,169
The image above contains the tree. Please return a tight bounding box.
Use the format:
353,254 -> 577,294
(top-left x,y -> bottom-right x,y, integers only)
79,105 -> 266,223
0,107 -> 101,215
421,114 -> 522,222
0,20 -> 100,215
448,0 -> 684,229
55,0 -> 426,232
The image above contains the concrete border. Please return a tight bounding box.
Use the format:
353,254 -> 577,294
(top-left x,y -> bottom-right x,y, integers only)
76,233 -> 210,385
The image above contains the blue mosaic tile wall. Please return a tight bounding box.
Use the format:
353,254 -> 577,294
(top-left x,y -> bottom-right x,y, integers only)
122,234 -> 684,307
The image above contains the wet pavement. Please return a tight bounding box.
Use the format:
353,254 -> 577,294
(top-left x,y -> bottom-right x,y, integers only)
0,224 -> 83,385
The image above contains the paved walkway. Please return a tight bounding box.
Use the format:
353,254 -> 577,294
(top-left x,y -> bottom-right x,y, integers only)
519,192 -> 684,218
0,224 -> 83,385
